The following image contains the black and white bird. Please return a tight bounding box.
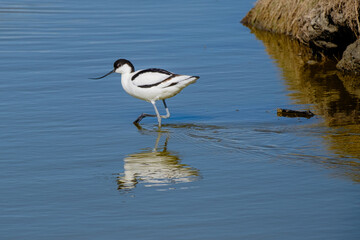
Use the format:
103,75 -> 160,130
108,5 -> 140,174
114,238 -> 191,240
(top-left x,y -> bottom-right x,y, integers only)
91,59 -> 199,127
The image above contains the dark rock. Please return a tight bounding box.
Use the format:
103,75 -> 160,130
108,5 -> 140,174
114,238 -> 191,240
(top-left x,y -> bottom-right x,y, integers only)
297,5 -> 355,54
337,39 -> 360,73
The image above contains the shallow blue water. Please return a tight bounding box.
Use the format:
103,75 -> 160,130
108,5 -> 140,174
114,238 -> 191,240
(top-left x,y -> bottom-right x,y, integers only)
1,1 -> 360,239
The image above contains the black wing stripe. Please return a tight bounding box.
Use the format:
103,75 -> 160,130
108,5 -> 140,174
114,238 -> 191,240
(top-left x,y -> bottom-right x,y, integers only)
131,68 -> 172,81
137,74 -> 177,88
164,76 -> 198,88
165,82 -> 178,88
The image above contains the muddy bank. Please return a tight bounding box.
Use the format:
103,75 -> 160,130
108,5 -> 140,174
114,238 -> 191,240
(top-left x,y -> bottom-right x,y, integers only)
242,0 -> 360,73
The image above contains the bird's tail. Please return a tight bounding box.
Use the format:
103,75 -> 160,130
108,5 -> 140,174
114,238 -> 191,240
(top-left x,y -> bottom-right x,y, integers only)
163,75 -> 199,89
184,76 -> 199,84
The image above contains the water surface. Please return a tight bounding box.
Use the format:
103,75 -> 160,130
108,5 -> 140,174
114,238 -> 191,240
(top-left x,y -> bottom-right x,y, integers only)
1,1 -> 360,239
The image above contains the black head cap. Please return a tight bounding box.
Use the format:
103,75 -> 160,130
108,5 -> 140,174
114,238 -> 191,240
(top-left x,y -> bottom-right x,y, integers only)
113,59 -> 135,72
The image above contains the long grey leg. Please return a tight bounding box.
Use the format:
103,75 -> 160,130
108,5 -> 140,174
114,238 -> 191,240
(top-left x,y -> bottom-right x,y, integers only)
162,100 -> 170,119
133,113 -> 157,124
151,101 -> 162,127
133,100 -> 170,126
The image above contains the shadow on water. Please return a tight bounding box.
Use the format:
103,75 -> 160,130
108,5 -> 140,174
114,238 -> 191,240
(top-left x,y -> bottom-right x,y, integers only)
249,27 -> 360,182
116,125 -> 201,192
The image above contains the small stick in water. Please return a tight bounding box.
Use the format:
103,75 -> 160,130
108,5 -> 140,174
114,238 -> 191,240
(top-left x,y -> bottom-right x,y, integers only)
277,108 -> 315,119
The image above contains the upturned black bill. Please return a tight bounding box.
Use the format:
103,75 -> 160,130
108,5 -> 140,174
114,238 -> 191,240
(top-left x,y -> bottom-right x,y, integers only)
89,69 -> 115,80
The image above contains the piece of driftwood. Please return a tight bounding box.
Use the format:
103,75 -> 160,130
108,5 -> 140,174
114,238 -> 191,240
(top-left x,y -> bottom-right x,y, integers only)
277,108 -> 315,119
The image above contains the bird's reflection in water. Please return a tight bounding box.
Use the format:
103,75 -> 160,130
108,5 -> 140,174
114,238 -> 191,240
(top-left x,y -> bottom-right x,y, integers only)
117,125 -> 200,191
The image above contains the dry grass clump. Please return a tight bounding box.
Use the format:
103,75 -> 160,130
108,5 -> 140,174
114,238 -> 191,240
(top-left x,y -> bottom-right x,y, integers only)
242,0 -> 310,35
242,0 -> 360,40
